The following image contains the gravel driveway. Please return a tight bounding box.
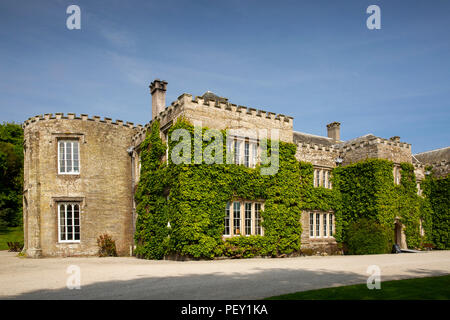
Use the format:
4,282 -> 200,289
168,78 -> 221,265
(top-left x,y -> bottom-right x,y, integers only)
1,250 -> 449,299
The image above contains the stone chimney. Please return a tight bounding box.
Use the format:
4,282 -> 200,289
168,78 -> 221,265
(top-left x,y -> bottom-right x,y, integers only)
327,122 -> 341,141
150,79 -> 168,120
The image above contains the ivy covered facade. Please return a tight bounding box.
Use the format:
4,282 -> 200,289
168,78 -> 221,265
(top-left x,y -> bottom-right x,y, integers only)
131,80 -> 449,259
22,79 -> 448,258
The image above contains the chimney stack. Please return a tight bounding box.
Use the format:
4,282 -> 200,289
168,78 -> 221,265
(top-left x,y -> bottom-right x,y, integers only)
150,79 -> 168,120
327,122 -> 341,141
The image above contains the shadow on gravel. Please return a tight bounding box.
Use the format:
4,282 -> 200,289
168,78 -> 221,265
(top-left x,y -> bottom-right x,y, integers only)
4,266 -> 448,300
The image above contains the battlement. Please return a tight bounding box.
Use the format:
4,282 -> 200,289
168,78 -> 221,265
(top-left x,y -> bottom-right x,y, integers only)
296,141 -> 339,153
335,135 -> 411,152
22,113 -> 142,131
152,93 -> 294,127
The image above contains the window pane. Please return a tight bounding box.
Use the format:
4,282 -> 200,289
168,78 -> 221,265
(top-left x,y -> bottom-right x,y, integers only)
251,143 -> 257,168
244,142 -> 250,167
310,213 -> 314,237
227,139 -> 233,164
255,203 -> 261,235
59,204 -> 66,241
316,213 -> 320,237
315,170 -> 320,187
329,215 -> 333,236
233,202 -> 241,235
66,142 -> 72,172
245,203 -> 252,235
73,142 -> 79,172
67,204 -> 73,240
59,142 -> 65,173
323,214 -> 327,237
234,141 -> 241,165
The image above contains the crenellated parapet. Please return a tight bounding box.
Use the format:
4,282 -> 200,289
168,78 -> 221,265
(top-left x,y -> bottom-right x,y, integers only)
152,93 -> 294,127
335,135 -> 411,153
296,141 -> 339,153
22,113 -> 142,130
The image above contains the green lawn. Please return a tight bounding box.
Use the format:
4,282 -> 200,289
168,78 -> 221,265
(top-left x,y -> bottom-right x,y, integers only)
266,275 -> 450,300
0,225 -> 23,251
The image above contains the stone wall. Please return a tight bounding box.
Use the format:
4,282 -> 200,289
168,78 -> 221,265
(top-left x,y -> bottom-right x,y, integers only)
23,113 -> 138,257
338,135 -> 412,166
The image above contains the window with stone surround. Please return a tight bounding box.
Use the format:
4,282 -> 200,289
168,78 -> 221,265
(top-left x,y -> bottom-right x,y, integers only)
224,201 -> 264,237
58,202 -> 80,242
313,168 -> 332,189
393,165 -> 401,185
308,211 -> 334,239
227,136 -> 258,168
58,140 -> 80,174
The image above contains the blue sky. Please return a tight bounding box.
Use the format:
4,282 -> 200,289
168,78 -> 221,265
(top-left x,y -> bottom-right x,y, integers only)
0,0 -> 449,153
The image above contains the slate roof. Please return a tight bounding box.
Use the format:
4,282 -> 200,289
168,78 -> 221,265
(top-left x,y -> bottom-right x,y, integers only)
413,146 -> 450,165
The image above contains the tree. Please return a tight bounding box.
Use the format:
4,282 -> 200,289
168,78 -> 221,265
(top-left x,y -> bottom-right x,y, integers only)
0,122 -> 23,227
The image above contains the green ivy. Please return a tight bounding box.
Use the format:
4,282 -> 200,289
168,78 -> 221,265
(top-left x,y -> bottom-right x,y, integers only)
332,159 -> 433,250
135,119 -> 304,259
422,173 -> 450,249
135,119 -> 443,259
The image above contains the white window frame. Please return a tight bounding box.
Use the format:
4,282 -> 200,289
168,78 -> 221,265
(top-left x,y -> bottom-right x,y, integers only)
57,202 -> 81,243
233,201 -> 241,235
251,143 -> 258,168
329,214 -> 333,237
224,201 -> 264,237
58,140 -> 80,175
255,203 -> 262,235
228,136 -> 259,168
309,211 -> 335,239
244,202 -> 252,236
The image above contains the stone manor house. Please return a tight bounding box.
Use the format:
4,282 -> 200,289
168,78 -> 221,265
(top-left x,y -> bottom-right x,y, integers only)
22,79 -> 449,258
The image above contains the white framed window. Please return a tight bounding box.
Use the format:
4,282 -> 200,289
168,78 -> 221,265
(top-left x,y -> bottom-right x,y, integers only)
244,142 -> 250,167
251,143 -> 258,168
245,202 -> 252,235
329,214 -> 333,237
313,168 -> 332,189
255,203 -> 262,235
322,170 -> 326,187
309,211 -> 334,239
315,213 -> 320,237
58,202 -> 80,242
227,136 -> 258,168
234,140 -> 241,165
233,201 -> 241,235
393,166 -> 401,185
328,171 -> 332,189
58,140 -> 80,174
224,201 -> 264,237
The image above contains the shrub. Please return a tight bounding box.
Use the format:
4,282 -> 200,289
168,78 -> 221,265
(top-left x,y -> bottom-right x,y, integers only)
7,241 -> 23,252
345,218 -> 393,255
97,233 -> 117,257
223,235 -> 275,258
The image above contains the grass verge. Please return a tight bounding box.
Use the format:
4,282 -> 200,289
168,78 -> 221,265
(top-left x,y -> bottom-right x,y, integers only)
266,275 -> 450,300
0,226 -> 23,251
